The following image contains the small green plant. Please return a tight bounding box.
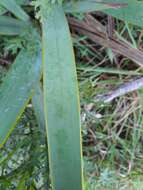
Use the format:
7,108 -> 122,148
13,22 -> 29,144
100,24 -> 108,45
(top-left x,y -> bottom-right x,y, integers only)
0,0 -> 143,189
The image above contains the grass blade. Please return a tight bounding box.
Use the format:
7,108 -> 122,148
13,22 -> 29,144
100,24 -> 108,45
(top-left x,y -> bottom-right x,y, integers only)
0,49 -> 41,147
0,0 -> 29,16
42,5 -> 83,190
64,0 -> 116,13
0,0 -> 29,21
0,16 -> 29,35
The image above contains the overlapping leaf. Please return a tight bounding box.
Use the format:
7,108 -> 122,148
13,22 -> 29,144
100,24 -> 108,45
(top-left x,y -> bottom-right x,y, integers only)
32,84 -> 45,133
0,16 -> 29,35
0,49 -> 41,147
103,0 -> 143,27
0,0 -> 29,21
64,0 -> 118,13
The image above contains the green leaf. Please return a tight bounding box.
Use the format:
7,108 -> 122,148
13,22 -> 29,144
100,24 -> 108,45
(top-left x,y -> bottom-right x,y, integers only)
0,0 -> 29,16
0,16 -> 29,35
32,84 -> 45,133
103,0 -> 143,27
0,0 -> 29,21
64,0 -> 115,13
32,84 -> 50,188
0,49 -> 41,147
42,4 -> 83,190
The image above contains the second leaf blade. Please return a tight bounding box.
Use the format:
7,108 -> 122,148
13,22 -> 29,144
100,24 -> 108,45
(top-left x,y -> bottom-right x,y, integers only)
0,49 -> 41,147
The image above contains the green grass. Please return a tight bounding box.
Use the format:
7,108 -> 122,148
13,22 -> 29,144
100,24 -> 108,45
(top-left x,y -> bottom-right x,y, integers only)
75,15 -> 143,189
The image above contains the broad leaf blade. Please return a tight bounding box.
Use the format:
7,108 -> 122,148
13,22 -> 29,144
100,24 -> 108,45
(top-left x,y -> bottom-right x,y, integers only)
0,49 -> 41,147
0,16 -> 29,35
103,0 -> 143,27
64,0 -> 120,13
0,0 -> 29,21
42,5 -> 83,190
